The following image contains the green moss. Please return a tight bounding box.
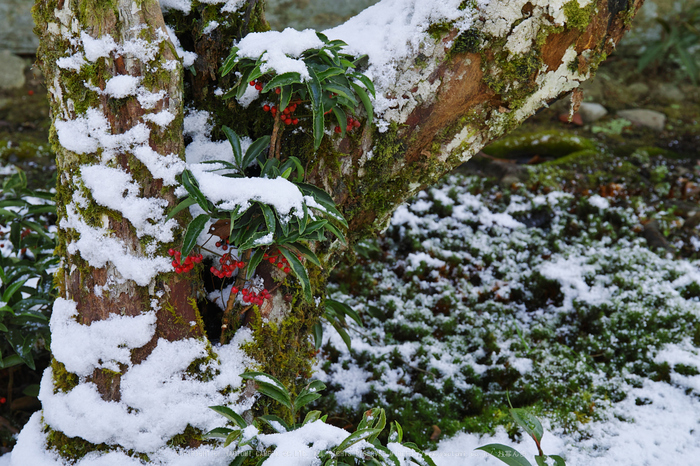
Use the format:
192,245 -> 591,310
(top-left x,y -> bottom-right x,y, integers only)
51,359 -> 79,393
45,427 -> 150,462
427,22 -> 453,41
482,130 -> 596,159
563,0 -> 595,31
450,29 -> 483,56
167,424 -> 203,449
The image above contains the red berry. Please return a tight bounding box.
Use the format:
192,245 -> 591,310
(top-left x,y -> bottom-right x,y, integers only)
237,261 -> 245,268
168,248 -> 174,256
334,126 -> 341,133
292,118 -> 298,125
275,88 -> 281,94
249,81 -> 255,86
354,119 -> 361,128
255,84 -> 263,91
263,105 -> 270,112
284,267 -> 290,273
277,262 -> 284,269
232,287 -> 239,294
285,118 -> 292,125
28,90 -> 34,96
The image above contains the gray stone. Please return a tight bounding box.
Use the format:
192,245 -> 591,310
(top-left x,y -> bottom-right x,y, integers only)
652,83 -> 684,103
0,0 -> 39,54
617,109 -> 667,131
578,102 -> 608,123
0,50 -> 26,90
627,82 -> 650,100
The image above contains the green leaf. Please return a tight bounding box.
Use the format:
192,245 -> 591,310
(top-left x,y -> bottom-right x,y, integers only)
258,414 -> 290,432
279,248 -> 312,302
316,67 -> 346,82
181,170 -> 212,212
476,445 -> 533,466
241,372 -> 293,410
332,320 -> 352,351
323,222 -> 347,244
262,72 -> 303,93
279,156 -> 305,183
326,299 -> 362,327
389,421 -> 403,443
313,322 -> 323,350
323,83 -> 357,106
243,135 -> 271,169
351,82 -> 373,124
228,456 -> 246,466
220,47 -> 239,75
510,408 -> 544,444
222,126 -> 243,168
224,430 -> 242,447
332,107 -> 347,138
166,197 -> 197,221
209,405 -> 248,429
0,323 -> 7,332
259,203 -> 277,234
247,248 -> 266,278
280,85 -> 293,114
353,73 -> 376,97
335,428 -> 383,453
203,427 -> 234,439
675,43 -> 698,85
181,214 -> 208,257
1,354 -> 24,369
548,455 -> 567,466
302,410 -> 323,425
306,67 -> 325,151
285,242 -> 320,267
3,279 -> 26,303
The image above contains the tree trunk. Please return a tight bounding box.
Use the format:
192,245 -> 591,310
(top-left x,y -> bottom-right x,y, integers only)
12,0 -> 642,463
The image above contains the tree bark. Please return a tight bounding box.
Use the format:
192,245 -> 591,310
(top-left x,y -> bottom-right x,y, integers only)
15,0 -> 643,462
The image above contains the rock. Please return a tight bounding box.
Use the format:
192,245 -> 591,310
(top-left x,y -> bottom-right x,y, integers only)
627,82 -> 650,100
0,0 -> 39,54
617,109 -> 666,131
578,102 -> 608,123
652,83 -> 684,103
0,50 -> 25,90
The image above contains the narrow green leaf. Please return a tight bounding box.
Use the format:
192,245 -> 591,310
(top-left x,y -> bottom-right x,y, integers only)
243,135 -> 271,169
335,428 -> 383,453
241,372 -> 293,410
332,107 -> 347,138
203,427 -> 234,439
222,126 -> 243,168
510,408 -> 544,444
262,72 -> 303,93
548,455 -> 567,466
316,67 -> 346,82
303,410 -> 323,425
324,222 -> 347,244
327,299 -> 362,327
209,405 -> 248,429
279,248 -> 312,302
476,445 -> 533,466
280,85 -> 293,114
351,82 -> 373,123
313,322 -> 323,350
247,248 -> 266,279
2,279 -> 26,303
181,214 -> 209,257
259,203 -> 277,234
0,323 -> 7,332
323,83 -> 357,106
306,67 -> 324,151
258,414 -> 290,432
333,321 -> 352,351
353,74 -> 376,97
181,170 -> 211,212
1,354 -> 24,369
285,242 -> 320,267
166,197 -> 197,221
224,430 -> 242,447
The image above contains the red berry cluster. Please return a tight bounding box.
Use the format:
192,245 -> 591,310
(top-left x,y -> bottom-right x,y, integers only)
210,252 -> 246,278
335,116 -> 361,134
264,250 -> 292,274
263,101 -> 300,126
239,287 -> 272,306
249,79 -> 264,92
168,249 -> 203,274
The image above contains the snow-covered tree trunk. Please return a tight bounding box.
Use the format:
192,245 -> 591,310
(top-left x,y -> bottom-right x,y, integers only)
12,0 -> 642,463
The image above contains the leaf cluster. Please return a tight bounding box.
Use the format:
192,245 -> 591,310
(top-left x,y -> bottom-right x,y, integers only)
170,128 -> 347,301
313,298 -> 363,351
0,170 -> 57,371
638,2 -> 700,84
221,32 -> 376,149
205,372 -> 436,466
